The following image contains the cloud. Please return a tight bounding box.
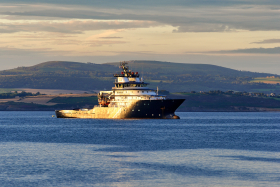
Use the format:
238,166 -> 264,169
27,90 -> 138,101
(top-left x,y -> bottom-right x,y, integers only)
0,46 -> 76,57
214,47 -> 280,54
1,2 -> 280,33
252,39 -> 280,44
87,40 -> 127,47
173,24 -> 235,33
0,47 -> 49,57
0,19 -> 160,34
99,37 -> 123,39
170,5 -> 280,32
4,1 -> 280,8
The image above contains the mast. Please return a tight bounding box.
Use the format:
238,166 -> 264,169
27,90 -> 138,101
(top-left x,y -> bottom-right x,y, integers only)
120,61 -> 129,74
157,86 -> 158,95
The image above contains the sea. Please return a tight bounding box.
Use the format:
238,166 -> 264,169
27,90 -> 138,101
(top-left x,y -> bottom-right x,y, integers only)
0,111 -> 279,187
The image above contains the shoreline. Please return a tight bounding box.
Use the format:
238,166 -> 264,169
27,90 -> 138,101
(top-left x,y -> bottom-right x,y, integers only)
1,93 -> 280,112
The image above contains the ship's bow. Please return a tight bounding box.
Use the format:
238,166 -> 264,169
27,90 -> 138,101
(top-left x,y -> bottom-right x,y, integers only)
163,99 -> 185,119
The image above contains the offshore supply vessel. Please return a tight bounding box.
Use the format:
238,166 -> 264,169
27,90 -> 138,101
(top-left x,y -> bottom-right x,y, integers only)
55,62 -> 185,119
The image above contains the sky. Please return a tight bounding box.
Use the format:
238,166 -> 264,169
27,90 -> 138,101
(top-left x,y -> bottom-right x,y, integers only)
0,0 -> 280,74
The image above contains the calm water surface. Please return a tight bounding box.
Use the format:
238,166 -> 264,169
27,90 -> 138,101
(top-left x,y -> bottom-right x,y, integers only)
0,112 -> 279,187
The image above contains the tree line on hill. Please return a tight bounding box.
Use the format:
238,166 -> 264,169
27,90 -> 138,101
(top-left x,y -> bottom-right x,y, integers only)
182,90 -> 279,97
0,91 -> 43,99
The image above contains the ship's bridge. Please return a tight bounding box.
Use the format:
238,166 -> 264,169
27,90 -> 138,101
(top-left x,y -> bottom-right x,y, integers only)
114,82 -> 149,89
117,77 -> 142,83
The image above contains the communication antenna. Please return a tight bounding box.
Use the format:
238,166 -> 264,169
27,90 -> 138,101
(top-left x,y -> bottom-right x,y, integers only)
141,63 -> 144,82
157,87 -> 159,95
120,61 -> 128,74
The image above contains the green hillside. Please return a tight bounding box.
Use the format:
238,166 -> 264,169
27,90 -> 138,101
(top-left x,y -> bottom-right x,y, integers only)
0,60 -> 279,93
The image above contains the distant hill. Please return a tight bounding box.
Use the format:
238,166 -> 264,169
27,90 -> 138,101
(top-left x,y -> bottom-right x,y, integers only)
1,61 -> 117,75
107,60 -> 272,77
0,60 -> 279,93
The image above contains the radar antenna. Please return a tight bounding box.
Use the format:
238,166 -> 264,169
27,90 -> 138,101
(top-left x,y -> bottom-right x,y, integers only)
120,61 -> 129,74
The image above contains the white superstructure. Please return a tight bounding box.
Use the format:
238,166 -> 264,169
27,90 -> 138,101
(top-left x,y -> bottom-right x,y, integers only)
98,62 -> 165,107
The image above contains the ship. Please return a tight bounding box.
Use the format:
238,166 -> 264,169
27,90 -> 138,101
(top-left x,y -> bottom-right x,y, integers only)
55,62 -> 185,119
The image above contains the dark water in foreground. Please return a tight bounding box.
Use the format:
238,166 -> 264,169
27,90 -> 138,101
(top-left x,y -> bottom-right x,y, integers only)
0,112 -> 280,187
